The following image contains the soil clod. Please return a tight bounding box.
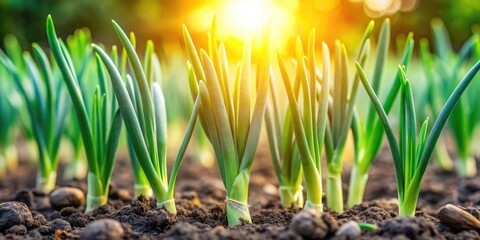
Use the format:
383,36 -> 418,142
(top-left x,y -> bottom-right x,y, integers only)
5,224 -> 27,235
0,202 -> 34,232
49,218 -> 72,233
379,217 -> 443,239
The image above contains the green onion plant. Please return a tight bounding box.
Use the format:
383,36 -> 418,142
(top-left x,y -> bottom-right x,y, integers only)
0,42 -> 69,193
356,60 -> 480,216
417,37 -> 454,172
419,19 -> 479,177
278,22 -> 372,212
92,20 -> 201,215
3,35 -> 38,166
47,16 -> 124,211
323,23 -> 373,211
108,32 -> 154,197
347,21 -> 414,207
0,58 -> 19,178
182,18 -> 271,225
277,31 -> 329,212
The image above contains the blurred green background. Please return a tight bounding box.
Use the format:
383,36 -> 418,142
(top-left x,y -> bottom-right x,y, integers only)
0,0 -> 479,54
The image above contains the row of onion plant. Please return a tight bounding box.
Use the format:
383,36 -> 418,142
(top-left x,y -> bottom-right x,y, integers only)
0,41 -> 19,179
1,39 -> 69,192
419,19 -> 480,177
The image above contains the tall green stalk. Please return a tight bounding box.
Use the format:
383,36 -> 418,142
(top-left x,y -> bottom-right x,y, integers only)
63,28 -> 93,180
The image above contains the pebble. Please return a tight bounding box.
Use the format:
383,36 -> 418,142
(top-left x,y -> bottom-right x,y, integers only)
263,183 -> 278,195
290,209 -> 338,240
0,202 -> 34,232
80,219 -> 125,240
437,204 -> 480,233
49,187 -> 85,210
335,221 -> 361,239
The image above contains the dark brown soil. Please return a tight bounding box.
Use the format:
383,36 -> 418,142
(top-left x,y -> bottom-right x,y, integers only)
1,142 -> 480,239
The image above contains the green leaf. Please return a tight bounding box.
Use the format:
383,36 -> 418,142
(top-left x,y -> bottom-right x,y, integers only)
167,93 -> 201,198
200,50 -> 238,191
111,20 -> 157,168
47,15 -> 97,174
237,37 -> 252,162
101,110 -> 123,191
153,83 -> 168,181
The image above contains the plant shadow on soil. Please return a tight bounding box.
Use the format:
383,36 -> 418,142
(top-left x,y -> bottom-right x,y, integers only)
1,143 -> 480,239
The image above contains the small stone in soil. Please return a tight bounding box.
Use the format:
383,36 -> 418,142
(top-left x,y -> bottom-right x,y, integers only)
290,209 -> 338,240
335,221 -> 361,239
49,187 -> 85,210
5,225 -> 27,235
80,219 -> 125,240
437,204 -> 480,232
0,202 -> 34,232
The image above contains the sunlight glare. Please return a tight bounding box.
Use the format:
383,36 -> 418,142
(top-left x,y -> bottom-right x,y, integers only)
217,0 -> 294,48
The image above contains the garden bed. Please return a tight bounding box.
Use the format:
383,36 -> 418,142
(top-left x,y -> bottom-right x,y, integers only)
1,143 -> 479,239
